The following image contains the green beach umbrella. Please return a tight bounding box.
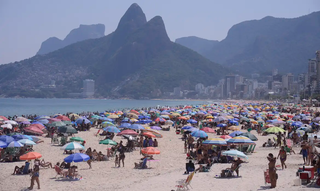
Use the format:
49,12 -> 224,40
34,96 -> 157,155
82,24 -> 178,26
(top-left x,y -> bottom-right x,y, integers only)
240,132 -> 258,141
70,137 -> 84,142
48,121 -> 66,127
99,139 -> 117,145
263,127 -> 285,134
58,126 -> 78,134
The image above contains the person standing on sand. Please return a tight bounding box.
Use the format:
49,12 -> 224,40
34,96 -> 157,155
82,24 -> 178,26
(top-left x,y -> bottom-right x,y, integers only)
267,153 -> 277,188
28,165 -> 40,190
277,146 -> 287,169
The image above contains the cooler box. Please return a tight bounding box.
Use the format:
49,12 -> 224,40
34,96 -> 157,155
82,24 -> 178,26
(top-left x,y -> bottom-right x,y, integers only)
299,166 -> 314,179
299,171 -> 311,179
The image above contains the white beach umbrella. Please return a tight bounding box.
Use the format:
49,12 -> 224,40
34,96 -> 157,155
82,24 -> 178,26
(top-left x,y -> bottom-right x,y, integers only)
1,123 -> 13,129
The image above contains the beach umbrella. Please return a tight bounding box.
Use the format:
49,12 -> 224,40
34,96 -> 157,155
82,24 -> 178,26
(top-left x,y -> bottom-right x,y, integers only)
141,129 -> 163,138
202,138 -> 227,145
238,132 -> 258,141
12,134 -> 29,140
191,130 -> 208,138
99,139 -> 117,145
103,126 -> 120,133
289,130 -> 305,137
142,132 -> 156,138
155,118 -> 166,122
150,126 -> 161,130
102,121 -> 114,127
1,123 -> 13,129
214,116 -> 227,122
0,135 -> 15,144
20,152 -> 42,160
201,127 -> 215,133
75,117 -> 90,124
64,153 -> 90,163
48,121 -> 66,127
37,119 -> 49,124
0,116 -> 9,121
117,130 -> 139,136
69,113 -> 80,120
229,131 -> 243,137
108,114 -> 119,119
69,137 -> 85,142
4,120 -> 18,125
20,121 -> 31,125
222,150 -> 248,160
129,124 -> 145,130
165,120 -> 174,125
228,126 -> 241,131
7,141 -> 24,148
58,126 -> 78,134
24,126 -> 44,135
217,123 -> 227,128
61,142 -> 85,150
263,127 -> 285,134
119,123 -> 131,128
0,140 -> 7,148
181,126 -> 195,130
15,117 -> 29,122
18,139 -> 36,145
141,147 -> 160,155
220,135 -> 232,140
227,136 -> 255,145
56,115 -> 71,121
187,119 -> 197,124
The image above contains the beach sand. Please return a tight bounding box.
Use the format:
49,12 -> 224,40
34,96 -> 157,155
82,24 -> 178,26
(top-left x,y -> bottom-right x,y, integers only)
0,128 -> 316,191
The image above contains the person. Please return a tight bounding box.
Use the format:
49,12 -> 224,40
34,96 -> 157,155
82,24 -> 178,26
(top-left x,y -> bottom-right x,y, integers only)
275,133 -> 282,148
39,159 -> 53,168
267,153 -> 277,188
292,131 -> 298,144
153,139 -> 158,147
277,146 -> 287,169
185,160 -> 195,174
302,132 -> 308,142
28,164 -> 40,190
148,138 -> 154,147
115,155 -> 119,167
301,142 -> 309,165
119,148 -> 125,167
12,161 -> 30,175
220,158 -> 242,177
86,148 -> 92,169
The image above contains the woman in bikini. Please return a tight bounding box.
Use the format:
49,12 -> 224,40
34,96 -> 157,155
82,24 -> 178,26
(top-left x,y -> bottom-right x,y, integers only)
277,146 -> 287,169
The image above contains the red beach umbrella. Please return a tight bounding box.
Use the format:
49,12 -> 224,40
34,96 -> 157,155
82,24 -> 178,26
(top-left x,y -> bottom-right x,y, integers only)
117,130 -> 139,136
201,127 -> 215,133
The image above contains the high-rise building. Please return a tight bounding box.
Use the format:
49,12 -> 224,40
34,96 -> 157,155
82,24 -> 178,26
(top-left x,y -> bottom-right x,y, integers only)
272,69 -> 278,76
195,83 -> 205,93
83,79 -> 95,97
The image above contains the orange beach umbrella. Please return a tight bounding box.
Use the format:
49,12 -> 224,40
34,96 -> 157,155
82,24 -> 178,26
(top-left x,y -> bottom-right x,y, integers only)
141,147 -> 160,155
20,152 -> 42,160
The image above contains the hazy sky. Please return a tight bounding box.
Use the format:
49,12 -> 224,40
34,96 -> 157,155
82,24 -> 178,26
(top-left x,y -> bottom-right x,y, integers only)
1,0 -> 319,64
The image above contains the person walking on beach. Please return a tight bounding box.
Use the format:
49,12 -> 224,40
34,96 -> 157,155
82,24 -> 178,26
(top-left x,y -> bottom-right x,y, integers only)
28,164 -> 40,190
277,146 -> 287,169
267,153 -> 277,188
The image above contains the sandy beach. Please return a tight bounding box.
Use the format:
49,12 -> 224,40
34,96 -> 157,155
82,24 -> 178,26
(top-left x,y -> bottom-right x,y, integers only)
0,126 -> 316,191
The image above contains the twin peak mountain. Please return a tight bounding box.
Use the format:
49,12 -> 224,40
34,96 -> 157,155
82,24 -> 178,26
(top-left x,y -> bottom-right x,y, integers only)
0,3 -> 227,98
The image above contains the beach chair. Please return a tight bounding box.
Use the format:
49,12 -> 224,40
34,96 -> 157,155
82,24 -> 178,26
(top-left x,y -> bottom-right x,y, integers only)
54,165 -> 68,178
60,136 -> 67,145
176,171 -> 195,190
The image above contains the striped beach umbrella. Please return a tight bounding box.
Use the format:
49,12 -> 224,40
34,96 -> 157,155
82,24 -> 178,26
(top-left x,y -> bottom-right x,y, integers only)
0,140 -> 7,148
103,126 -> 120,133
227,136 -> 255,145
61,142 -> 85,150
202,138 -> 227,145
7,141 -> 24,148
191,130 -> 208,138
222,150 -> 248,160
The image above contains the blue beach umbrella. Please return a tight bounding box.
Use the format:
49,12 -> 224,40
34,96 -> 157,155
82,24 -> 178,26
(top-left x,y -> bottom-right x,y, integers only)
229,131 -> 243,137
217,123 -> 227,127
0,135 -> 14,144
75,117 -> 91,124
64,153 -> 90,163
187,119 -> 197,124
119,123 -> 131,128
202,138 -> 227,145
7,141 -> 24,148
191,130 -> 208,138
18,139 -> 36,145
182,126 -> 194,130
37,119 -> 49,124
103,126 -> 120,133
129,124 -> 145,130
0,140 -> 7,148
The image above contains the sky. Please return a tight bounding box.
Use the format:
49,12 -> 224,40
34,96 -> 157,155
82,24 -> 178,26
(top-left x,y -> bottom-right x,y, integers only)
0,0 -> 319,65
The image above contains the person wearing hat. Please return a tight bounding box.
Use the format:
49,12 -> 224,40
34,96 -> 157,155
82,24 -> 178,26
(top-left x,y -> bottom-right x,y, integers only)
267,153 -> 277,188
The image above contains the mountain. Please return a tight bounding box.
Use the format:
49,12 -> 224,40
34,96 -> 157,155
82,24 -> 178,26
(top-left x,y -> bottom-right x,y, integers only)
36,24 -> 105,55
177,12 -> 320,74
175,36 -> 219,57
0,3 -> 228,98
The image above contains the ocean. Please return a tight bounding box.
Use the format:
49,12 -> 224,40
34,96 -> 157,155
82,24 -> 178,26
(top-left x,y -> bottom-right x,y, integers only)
0,98 -> 210,116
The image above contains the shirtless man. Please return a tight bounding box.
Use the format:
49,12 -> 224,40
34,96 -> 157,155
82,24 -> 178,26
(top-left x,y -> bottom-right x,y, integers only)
267,153 -> 277,188
274,133 -> 282,148
277,146 -> 287,169
292,131 -> 298,145
301,142 -> 309,165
